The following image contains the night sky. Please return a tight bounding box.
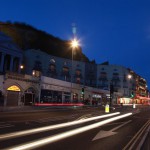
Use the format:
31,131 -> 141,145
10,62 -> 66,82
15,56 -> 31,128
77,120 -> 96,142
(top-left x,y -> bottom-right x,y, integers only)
1,0 -> 150,87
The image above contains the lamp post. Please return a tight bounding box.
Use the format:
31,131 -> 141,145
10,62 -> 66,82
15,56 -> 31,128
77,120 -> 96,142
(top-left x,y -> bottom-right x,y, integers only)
70,38 -> 79,101
127,74 -> 132,95
127,74 -> 133,103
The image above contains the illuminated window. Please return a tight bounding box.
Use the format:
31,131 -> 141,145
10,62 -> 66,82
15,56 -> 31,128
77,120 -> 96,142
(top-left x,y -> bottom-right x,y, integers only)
7,85 -> 20,91
63,67 -> 69,72
32,70 -> 41,77
50,64 -> 55,71
76,78 -> 81,84
76,70 -> 81,75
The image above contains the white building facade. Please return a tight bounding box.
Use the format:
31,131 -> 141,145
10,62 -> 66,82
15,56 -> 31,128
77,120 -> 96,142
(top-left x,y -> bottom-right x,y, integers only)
97,64 -> 134,104
0,32 -> 148,106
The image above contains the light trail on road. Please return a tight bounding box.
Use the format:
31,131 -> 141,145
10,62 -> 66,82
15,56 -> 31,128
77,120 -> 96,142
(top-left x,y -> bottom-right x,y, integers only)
0,112 -> 120,140
8,112 -> 132,150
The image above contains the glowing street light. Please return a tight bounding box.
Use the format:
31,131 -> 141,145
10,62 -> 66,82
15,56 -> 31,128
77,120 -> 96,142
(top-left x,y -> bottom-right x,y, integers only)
20,65 -> 24,69
128,74 -> 132,79
71,38 -> 79,49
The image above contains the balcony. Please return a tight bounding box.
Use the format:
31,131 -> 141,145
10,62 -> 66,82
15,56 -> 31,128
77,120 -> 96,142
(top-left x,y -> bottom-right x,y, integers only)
111,77 -> 120,82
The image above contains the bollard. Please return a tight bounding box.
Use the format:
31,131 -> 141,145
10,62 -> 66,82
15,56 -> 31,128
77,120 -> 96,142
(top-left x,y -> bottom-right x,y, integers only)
105,104 -> 110,113
133,103 -> 136,109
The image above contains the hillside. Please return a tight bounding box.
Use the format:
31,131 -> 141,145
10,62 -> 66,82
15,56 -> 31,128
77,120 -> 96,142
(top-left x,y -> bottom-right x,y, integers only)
0,21 -> 90,62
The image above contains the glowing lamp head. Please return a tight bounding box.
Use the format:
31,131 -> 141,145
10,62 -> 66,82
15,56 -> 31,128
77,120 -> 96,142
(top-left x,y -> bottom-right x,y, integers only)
128,74 -> 132,79
20,65 -> 24,69
71,38 -> 79,48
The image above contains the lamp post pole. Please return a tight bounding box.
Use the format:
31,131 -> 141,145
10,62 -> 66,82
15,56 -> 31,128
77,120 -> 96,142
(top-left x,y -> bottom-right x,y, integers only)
71,38 -> 79,102
71,46 -> 73,101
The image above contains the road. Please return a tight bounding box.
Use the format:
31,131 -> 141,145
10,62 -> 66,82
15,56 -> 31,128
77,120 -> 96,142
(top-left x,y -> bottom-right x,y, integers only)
0,105 -> 150,150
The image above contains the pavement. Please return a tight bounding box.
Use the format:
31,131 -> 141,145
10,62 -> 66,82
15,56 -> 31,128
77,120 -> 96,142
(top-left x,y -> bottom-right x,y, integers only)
0,104 -> 140,114
0,106 -> 69,113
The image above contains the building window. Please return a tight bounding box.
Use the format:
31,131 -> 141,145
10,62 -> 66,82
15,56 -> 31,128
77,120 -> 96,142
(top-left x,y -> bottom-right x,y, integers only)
7,85 -> 21,91
32,70 -> 41,77
99,72 -> 108,89
61,66 -> 70,81
48,59 -> 57,78
74,69 -> 82,84
33,61 -> 42,72
47,64 -> 57,78
32,60 -> 42,77
64,61 -> 67,65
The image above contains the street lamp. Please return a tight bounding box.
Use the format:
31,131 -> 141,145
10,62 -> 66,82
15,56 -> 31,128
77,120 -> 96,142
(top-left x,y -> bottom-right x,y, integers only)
20,65 -> 24,69
71,38 -> 79,49
70,38 -> 79,102
127,74 -> 132,93
20,65 -> 24,74
128,74 -> 132,79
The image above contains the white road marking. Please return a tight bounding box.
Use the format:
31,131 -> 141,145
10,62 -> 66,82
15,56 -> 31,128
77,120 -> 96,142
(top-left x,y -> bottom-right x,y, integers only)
0,122 -> 14,128
0,124 -> 14,128
92,120 -> 132,141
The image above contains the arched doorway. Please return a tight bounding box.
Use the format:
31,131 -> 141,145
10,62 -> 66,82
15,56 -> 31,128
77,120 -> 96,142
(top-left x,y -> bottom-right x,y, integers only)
7,85 -> 21,106
23,87 -> 35,105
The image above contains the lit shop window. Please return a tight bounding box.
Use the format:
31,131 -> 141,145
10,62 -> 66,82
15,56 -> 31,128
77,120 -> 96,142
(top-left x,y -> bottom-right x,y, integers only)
7,85 -> 20,91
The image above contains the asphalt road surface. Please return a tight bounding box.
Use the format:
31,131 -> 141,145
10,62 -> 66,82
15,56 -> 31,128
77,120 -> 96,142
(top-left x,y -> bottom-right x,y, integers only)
0,105 -> 150,150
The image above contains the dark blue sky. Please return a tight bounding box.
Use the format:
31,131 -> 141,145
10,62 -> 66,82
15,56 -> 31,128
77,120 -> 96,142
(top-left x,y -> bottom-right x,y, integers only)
1,0 -> 150,87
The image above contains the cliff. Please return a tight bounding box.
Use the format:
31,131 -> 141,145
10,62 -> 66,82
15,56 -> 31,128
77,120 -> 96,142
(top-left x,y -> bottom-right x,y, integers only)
0,21 -> 89,62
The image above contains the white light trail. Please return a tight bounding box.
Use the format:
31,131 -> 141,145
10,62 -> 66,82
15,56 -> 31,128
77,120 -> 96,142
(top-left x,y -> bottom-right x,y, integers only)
8,113 -> 132,150
0,112 -> 120,140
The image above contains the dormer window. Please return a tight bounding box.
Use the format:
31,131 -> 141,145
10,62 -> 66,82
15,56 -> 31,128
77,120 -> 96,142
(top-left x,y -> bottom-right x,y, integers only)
50,59 -> 55,63
64,61 -> 67,65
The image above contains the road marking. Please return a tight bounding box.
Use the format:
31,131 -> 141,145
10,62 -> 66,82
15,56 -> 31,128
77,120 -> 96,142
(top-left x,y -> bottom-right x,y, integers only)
0,122 -> 14,128
32,114 -> 77,123
0,124 -> 14,128
75,114 -> 92,120
123,119 -> 150,150
0,112 -> 120,140
7,113 -> 132,150
92,120 -> 132,141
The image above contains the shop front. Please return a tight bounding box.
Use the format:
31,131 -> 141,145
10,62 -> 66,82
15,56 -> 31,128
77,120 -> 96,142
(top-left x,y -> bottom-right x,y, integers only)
3,72 -> 40,106
40,89 -> 63,103
92,92 -> 103,106
6,85 -> 21,106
